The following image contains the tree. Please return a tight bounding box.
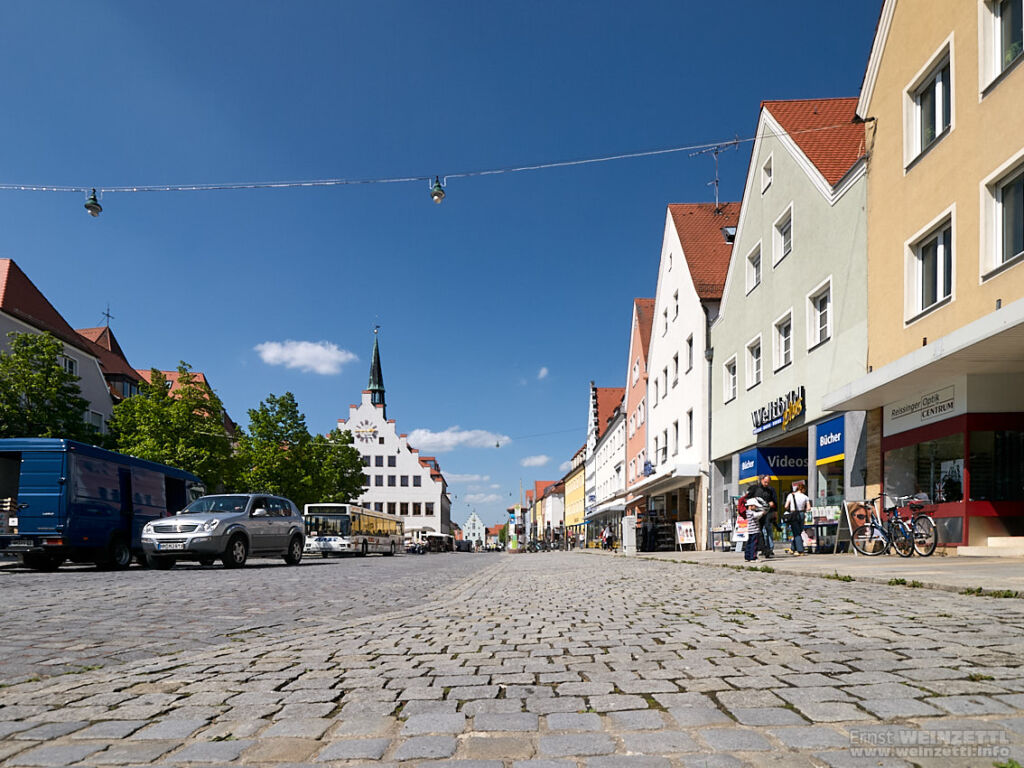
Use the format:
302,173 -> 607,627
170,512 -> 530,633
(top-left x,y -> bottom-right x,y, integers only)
0,332 -> 95,441
234,392 -> 363,510
498,524 -> 508,544
108,363 -> 235,491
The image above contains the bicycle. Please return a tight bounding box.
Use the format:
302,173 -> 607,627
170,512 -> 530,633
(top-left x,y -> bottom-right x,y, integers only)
850,493 -> 914,557
890,495 -> 937,557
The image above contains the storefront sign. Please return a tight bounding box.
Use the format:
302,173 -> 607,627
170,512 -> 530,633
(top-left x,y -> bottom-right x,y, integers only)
883,381 -> 965,436
816,415 -> 845,465
675,521 -> 695,545
751,386 -> 805,434
738,447 -> 808,482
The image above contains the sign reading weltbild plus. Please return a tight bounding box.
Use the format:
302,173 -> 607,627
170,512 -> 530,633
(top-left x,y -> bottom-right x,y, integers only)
751,386 -> 805,434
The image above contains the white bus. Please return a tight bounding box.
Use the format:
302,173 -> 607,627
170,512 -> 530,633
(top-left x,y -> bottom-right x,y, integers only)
303,503 -> 404,557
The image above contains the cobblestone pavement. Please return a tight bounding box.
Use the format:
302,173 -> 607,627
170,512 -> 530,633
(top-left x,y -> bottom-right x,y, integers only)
2,552 -> 1024,767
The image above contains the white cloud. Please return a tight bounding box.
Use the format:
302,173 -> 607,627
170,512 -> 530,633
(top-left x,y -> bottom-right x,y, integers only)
490,484 -> 501,489
520,454 -> 550,467
254,340 -> 357,375
447,473 -> 491,484
466,493 -> 503,504
407,426 -> 510,453
559,461 -> 571,473
537,366 -> 549,380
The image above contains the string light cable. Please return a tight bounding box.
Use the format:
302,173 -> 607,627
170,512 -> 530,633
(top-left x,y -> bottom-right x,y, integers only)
0,120 -> 861,200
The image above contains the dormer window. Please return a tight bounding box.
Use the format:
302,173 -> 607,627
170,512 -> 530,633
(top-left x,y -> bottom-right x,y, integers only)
721,226 -> 736,244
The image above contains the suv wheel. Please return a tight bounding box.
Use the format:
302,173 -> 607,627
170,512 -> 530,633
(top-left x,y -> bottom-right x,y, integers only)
283,535 -> 303,565
99,536 -> 132,571
222,534 -> 248,568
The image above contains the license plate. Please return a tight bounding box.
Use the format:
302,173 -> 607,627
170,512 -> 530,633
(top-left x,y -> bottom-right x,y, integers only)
10,539 -> 31,547
158,542 -> 185,551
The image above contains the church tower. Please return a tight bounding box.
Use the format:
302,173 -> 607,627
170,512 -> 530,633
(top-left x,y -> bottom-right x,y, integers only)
367,328 -> 386,419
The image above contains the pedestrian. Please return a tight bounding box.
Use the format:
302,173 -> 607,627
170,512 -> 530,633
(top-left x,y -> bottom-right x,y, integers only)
752,474 -> 779,559
642,515 -> 656,552
784,481 -> 811,556
743,484 -> 766,562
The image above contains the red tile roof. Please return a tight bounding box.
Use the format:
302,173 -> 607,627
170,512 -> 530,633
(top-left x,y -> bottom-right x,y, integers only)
534,480 -> 557,501
486,524 -> 505,537
762,98 -> 864,186
0,259 -> 95,356
76,326 -> 143,383
634,298 -> 655,365
137,368 -> 214,394
667,203 -> 739,301
595,387 -> 625,440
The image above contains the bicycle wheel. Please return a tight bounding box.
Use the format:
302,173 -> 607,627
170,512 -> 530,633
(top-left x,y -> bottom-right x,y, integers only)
890,520 -> 914,558
852,523 -> 888,556
913,516 -> 937,557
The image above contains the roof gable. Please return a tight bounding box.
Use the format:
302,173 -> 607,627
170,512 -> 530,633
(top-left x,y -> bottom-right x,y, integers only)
858,0 -> 897,118
76,326 -> 143,382
595,387 -> 625,440
761,98 -> 864,186
0,259 -> 94,356
667,203 -> 740,300
633,298 -> 655,364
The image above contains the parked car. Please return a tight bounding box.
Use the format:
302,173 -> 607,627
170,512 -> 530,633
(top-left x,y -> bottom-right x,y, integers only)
140,494 -> 304,569
404,539 -> 426,554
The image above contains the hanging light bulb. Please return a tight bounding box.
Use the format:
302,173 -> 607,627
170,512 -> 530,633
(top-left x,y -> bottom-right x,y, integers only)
84,189 -> 102,217
430,177 -> 445,204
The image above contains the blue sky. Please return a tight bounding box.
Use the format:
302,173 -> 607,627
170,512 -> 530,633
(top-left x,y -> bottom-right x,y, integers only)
0,1 -> 879,527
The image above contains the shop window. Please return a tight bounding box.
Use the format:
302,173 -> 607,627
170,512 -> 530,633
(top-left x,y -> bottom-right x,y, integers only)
970,430 -> 1024,500
884,434 -> 964,503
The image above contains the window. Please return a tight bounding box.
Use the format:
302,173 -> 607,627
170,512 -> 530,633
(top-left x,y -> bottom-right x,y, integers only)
412,503 -> 421,515
761,154 -> 773,193
774,208 -> 793,265
375,475 -> 384,486
362,474 -> 371,487
999,167 -> 1024,265
746,246 -> 761,292
808,281 -> 832,348
425,502 -> 434,515
905,43 -> 952,163
914,222 -> 953,313
400,502 -> 409,515
983,0 -> 1023,88
686,409 -> 694,448
375,455 -> 384,467
672,291 -> 679,319
388,502 -> 396,515
388,475 -> 396,487
400,475 -> 408,487
662,308 -> 668,335
672,354 -> 679,387
632,361 -> 639,385
60,356 -> 78,377
653,436 -> 659,464
774,313 -> 793,370
378,437 -> 384,445
746,337 -> 762,389
662,368 -> 668,398
672,421 -> 679,455
413,476 -> 421,487
686,336 -> 693,372
724,358 -> 737,403
361,455 -> 371,467
387,455 -> 396,467
374,502 -> 383,512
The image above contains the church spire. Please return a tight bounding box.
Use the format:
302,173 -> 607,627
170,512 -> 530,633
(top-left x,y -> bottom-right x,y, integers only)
367,326 -> 386,418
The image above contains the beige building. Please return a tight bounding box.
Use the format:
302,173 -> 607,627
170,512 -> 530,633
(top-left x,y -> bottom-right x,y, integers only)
824,0 -> 1024,550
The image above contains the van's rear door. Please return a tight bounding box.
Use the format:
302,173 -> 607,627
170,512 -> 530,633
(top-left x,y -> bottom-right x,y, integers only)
15,450 -> 65,535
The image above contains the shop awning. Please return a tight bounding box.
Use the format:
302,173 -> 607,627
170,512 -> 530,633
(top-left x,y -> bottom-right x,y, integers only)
628,462 -> 702,497
823,296 -> 1024,412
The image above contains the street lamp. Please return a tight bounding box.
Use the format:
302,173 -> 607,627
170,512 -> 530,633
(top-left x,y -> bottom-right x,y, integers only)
430,177 -> 446,204
84,189 -> 102,217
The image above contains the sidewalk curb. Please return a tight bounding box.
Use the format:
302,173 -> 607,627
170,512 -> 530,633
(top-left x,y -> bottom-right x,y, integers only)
577,547 -> 1024,599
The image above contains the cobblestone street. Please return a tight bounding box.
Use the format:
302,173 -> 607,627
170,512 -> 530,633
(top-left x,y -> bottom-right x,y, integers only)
2,552 -> 1024,767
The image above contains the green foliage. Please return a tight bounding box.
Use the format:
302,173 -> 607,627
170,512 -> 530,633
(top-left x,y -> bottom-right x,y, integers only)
498,524 -> 508,544
234,392 -> 363,510
824,571 -> 854,582
0,332 -> 95,441
109,363 -> 235,491
888,578 -> 907,586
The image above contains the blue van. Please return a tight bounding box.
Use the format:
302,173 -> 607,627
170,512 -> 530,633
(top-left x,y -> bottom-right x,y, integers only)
0,438 -> 204,570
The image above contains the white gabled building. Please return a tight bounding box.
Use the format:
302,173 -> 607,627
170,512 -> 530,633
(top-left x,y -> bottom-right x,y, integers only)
463,511 -> 485,549
634,204 -> 738,550
338,333 -> 451,540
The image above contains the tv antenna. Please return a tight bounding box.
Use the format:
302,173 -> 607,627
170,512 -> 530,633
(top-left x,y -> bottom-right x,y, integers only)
101,304 -> 115,327
689,137 -> 739,213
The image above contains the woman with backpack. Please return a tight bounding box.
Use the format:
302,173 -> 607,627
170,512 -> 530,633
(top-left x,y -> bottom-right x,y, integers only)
784,481 -> 811,556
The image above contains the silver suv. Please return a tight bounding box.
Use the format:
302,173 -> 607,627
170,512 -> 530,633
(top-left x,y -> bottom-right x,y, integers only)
140,494 -> 305,569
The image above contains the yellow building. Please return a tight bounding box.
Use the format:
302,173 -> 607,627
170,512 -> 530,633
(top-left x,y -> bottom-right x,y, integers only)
563,445 -> 586,543
825,0 -> 1024,549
